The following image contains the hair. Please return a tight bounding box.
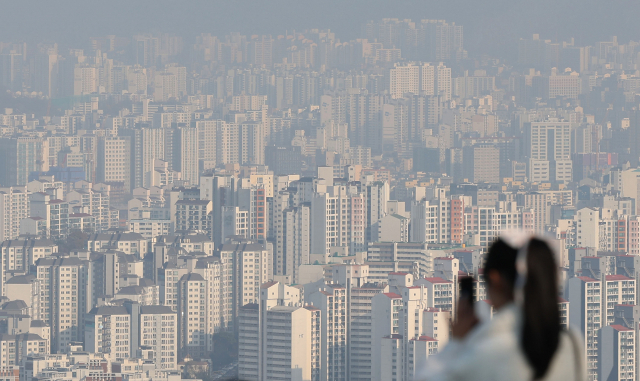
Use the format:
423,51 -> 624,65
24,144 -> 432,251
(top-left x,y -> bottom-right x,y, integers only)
483,238 -> 518,293
484,237 -> 561,380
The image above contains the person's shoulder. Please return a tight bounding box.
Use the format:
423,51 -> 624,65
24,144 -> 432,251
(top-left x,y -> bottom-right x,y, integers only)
469,324 -> 519,353
541,330 -> 582,381
460,333 -> 531,379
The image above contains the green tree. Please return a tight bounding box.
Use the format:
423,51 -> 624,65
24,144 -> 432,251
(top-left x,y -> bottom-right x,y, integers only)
57,230 -> 89,253
182,370 -> 214,381
210,332 -> 238,370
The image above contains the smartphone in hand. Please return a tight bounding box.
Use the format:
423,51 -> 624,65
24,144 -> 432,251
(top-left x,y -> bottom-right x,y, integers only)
459,276 -> 475,306
453,276 -> 478,338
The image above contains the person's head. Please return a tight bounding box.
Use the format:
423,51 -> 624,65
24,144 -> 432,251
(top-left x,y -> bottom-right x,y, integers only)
484,236 -> 561,380
483,238 -> 518,309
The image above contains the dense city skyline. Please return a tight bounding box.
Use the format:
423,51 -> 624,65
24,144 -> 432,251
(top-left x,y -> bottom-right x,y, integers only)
1,3 -> 640,381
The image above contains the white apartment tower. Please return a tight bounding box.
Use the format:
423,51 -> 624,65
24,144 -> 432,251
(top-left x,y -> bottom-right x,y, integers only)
311,185 -> 366,259
154,71 -> 177,101
193,256 -> 225,332
5,274 -> 41,319
238,282 -> 316,381
159,266 -> 189,311
165,64 -> 187,98
575,207 -> 600,249
98,136 -> 131,192
174,126 -> 199,186
566,276 -> 602,381
306,284 -> 348,381
349,282 -> 388,381
599,325 -> 635,381
435,63 -> 451,101
219,241 -> 271,328
281,205 -> 311,284
525,119 -> 572,183
73,65 -> 97,95
84,306 -> 130,361
139,305 -> 178,370
602,275 -> 636,326
371,282 -> 432,381
389,63 -> 440,99
195,120 -> 218,169
36,257 -> 91,353
176,273 -> 209,360
379,334 -> 439,381
216,122 -> 240,165
0,187 -> 30,241
239,122 -> 265,165
141,126 -> 165,188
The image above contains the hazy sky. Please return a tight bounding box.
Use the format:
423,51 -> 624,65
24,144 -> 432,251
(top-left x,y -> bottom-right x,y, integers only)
1,0 -> 638,56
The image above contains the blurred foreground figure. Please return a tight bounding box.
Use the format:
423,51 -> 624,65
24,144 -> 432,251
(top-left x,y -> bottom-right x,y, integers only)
416,237 -> 585,381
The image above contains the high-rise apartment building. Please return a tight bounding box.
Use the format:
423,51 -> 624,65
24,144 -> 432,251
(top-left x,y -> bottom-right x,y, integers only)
367,243 -> 435,279
371,281 -> 432,381
138,126 -> 165,187
602,275 -> 636,326
549,71 -> 582,99
176,273 -> 211,360
306,284 -> 348,381
166,64 -> 187,98
389,64 -> 420,99
239,122 -> 265,166
421,20 -> 464,61
219,240 -> 271,327
0,238 -> 56,295
66,187 -> 112,232
138,305 -> 178,370
172,126 -> 199,186
410,189 -> 465,245
0,137 -> 48,187
247,36 -> 274,67
281,204 -> 311,283
237,282 -> 316,381
379,334 -> 439,381
517,192 -> 551,234
348,282 -> 387,381
566,276 -> 602,380
389,63 -> 439,99
73,65 -> 97,95
464,202 -> 534,247
236,184 -> 268,242
175,200 -> 212,233
97,136 -> 131,192
0,333 -> 49,367
216,122 -> 240,166
271,184 -> 311,284
36,257 -> 91,353
311,185 -> 366,259
435,63 -> 452,101
599,325 -> 635,381
28,193 -> 69,239
0,187 -> 30,242
5,274 -> 41,319
525,119 -> 572,183
463,145 -> 500,183
153,71 -> 177,101
33,49 -> 59,98
0,52 -> 23,91
159,266 -> 190,312
195,120 -> 218,170
84,305 -> 131,360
